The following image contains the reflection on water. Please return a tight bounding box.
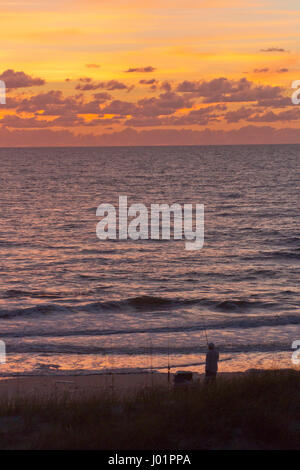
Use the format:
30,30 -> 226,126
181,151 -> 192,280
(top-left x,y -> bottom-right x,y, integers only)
0,145 -> 299,375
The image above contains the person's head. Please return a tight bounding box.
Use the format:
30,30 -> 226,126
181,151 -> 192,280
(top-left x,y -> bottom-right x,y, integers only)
208,342 -> 215,350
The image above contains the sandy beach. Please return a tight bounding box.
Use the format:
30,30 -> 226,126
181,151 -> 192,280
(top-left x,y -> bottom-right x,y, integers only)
0,370 -> 247,399
0,369 -> 298,449
0,373 -> 171,399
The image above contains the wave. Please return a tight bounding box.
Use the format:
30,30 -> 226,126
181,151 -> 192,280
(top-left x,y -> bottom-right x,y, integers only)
5,340 -> 293,355
243,248 -> 300,261
265,249 -> 300,260
0,294 -> 277,318
0,304 -> 70,319
1,313 -> 299,339
2,289 -> 63,299
1,288 -> 105,300
214,299 -> 265,311
84,296 -> 276,313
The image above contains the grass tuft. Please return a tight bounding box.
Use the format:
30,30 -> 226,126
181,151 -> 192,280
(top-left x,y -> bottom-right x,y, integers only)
0,370 -> 299,449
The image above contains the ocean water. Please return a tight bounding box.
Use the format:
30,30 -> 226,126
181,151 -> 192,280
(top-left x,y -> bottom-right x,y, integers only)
0,144 -> 299,377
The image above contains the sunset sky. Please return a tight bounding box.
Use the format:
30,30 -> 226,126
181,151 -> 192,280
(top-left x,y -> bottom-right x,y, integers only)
0,0 -> 300,146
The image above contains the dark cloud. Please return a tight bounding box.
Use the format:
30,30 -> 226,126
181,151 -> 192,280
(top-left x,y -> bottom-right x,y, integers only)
224,106 -> 300,123
92,92 -> 112,100
160,81 -> 172,92
125,104 -> 225,127
248,108 -> 300,122
260,48 -> 288,52
15,90 -> 111,116
1,125 -> 300,147
225,107 -> 254,123
101,100 -> 138,116
176,77 -> 282,103
76,79 -> 133,92
0,115 -> 53,128
0,113 -> 121,129
0,69 -> 45,88
255,96 -> 292,108
99,92 -> 194,119
139,79 -> 157,85
125,66 -> 156,73
253,68 -> 269,73
136,91 -> 194,117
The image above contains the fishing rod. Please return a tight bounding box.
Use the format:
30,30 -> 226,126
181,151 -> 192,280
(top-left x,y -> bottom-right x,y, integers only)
167,315 -> 171,384
149,334 -> 154,387
166,310 -> 208,383
199,310 -> 209,346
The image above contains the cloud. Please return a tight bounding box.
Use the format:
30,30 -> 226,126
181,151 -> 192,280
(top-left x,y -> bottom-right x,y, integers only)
253,68 -> 269,73
125,66 -> 156,73
224,106 -> 300,123
248,108 -> 300,123
14,90 -> 111,116
17,90 -> 65,111
125,104 -> 225,127
138,80 -> 172,93
160,81 -> 172,92
139,79 -> 157,85
176,77 -> 283,103
225,107 -> 254,123
136,91 -> 194,117
0,69 -> 45,88
100,100 -> 138,116
76,79 -> 133,92
1,125 -> 300,147
253,67 -> 289,74
1,72 -> 296,144
92,92 -> 112,100
0,113 -> 120,129
99,91 -> 194,119
0,115 -> 53,128
85,64 -> 100,68
123,117 -> 162,127
255,96 -> 292,108
260,48 -> 288,52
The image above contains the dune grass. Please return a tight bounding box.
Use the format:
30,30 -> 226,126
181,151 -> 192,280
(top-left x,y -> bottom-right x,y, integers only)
0,369 -> 299,449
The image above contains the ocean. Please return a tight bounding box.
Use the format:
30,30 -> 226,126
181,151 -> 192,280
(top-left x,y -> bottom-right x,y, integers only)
0,144 -> 299,376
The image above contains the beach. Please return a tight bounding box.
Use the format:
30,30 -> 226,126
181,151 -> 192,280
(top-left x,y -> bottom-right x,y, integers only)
0,369 -> 298,450
0,369 -> 276,399
0,372 -> 170,398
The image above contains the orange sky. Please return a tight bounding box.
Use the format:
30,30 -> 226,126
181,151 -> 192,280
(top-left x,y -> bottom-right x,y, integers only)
0,0 -> 300,145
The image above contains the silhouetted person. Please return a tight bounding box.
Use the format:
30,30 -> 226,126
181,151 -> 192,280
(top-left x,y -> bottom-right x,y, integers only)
205,342 -> 219,382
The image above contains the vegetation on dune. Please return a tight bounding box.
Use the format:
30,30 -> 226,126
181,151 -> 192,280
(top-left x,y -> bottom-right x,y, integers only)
0,369 -> 299,450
